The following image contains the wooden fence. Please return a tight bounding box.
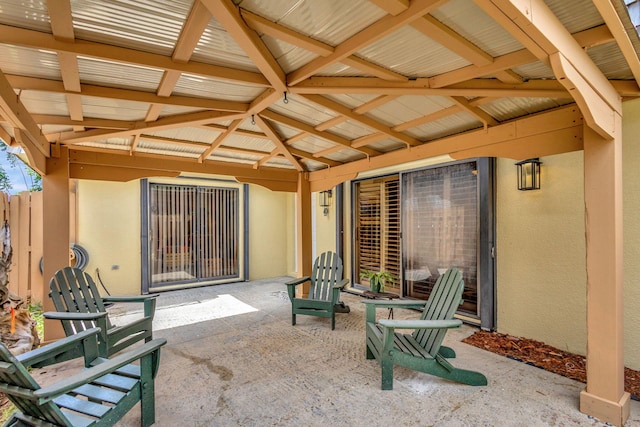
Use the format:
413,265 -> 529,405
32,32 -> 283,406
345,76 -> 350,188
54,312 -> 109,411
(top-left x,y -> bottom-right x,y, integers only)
5,192 -> 44,305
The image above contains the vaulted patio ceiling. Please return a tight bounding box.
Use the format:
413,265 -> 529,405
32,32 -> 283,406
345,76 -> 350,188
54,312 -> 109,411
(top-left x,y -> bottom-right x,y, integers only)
0,0 -> 639,191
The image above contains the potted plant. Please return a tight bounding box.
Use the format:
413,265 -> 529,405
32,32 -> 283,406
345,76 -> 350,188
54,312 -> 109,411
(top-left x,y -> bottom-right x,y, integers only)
360,269 -> 394,293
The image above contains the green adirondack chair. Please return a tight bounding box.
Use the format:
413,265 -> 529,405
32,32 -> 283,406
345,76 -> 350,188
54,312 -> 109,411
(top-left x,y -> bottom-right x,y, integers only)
363,267 -> 487,390
286,251 -> 350,330
45,267 -> 158,358
0,327 -> 166,427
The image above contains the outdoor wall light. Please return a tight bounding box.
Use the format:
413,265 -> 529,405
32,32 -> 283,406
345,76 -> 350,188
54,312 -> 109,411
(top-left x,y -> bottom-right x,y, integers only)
515,158 -> 542,191
319,190 -> 332,216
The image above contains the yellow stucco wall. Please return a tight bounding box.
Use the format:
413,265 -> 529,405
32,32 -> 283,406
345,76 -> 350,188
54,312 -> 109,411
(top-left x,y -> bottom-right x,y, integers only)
496,98 -> 640,370
622,99 -> 640,371
247,185 -> 292,280
314,190 -> 337,257
76,179 -> 141,296
77,176 -> 294,295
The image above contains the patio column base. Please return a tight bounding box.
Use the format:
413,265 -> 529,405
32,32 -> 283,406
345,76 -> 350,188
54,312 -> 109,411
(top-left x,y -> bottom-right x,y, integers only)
580,388 -> 630,426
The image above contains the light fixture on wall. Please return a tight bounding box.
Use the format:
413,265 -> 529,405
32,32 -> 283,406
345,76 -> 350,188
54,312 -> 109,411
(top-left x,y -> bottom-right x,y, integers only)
515,158 -> 542,191
319,189 -> 332,216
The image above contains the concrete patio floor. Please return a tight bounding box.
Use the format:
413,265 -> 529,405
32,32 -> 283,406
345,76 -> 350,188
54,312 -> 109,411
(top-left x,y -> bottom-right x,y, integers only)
37,277 -> 640,426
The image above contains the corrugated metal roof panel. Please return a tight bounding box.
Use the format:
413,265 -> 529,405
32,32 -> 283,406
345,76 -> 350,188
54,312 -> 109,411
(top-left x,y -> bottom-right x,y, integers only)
268,96 -> 337,126
588,42 -> 635,79
173,74 -> 264,102
20,90 -> 69,116
317,62 -> 373,77
138,138 -> 203,156
480,98 -> 574,122
192,17 -> 259,71
80,97 -> 149,121
0,0 -> 51,32
260,34 -> 319,74
222,135 -> 275,153
368,139 -> 406,153
408,112 -> 482,140
0,45 -> 61,80
359,26 -> 470,77
148,127 -> 220,144
290,135 -> 334,153
431,0 -> 523,57
546,0 -> 603,33
511,62 -> 555,80
70,0 -> 190,56
239,0 -> 385,46
329,120 -> 375,140
364,96 -> 457,127
77,56 -> 163,91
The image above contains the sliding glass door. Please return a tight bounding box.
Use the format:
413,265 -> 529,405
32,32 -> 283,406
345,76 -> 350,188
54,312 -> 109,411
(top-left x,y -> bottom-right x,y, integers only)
352,159 -> 494,325
143,182 -> 241,292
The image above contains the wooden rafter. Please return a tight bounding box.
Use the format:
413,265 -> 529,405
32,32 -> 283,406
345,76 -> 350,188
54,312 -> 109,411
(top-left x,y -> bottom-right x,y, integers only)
287,0 -> 448,85
201,0 -> 286,91
0,24 -> 269,87
253,115 -> 304,171
292,77 -> 569,98
300,94 -> 420,147
57,111 -> 245,144
198,118 -> 244,162
260,109 -> 380,157
6,75 -> 249,113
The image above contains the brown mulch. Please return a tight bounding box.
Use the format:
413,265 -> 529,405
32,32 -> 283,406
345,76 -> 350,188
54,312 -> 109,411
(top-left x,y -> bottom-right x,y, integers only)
462,330 -> 640,400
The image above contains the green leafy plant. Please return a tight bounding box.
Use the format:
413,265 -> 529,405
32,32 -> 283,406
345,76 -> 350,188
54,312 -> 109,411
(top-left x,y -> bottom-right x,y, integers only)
360,269 -> 394,293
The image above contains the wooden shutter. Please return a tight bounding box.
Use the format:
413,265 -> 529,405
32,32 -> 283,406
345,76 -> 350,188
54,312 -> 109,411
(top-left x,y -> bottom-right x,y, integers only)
355,176 -> 400,292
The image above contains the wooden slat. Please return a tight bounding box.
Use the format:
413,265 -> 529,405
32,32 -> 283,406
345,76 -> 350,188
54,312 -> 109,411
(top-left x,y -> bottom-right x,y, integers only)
54,394 -> 111,418
72,383 -> 126,404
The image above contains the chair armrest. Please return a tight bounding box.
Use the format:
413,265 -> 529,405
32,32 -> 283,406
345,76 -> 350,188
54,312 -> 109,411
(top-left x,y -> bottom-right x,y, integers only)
18,328 -> 101,368
33,338 -> 167,401
332,278 -> 349,289
43,311 -> 108,321
102,294 -> 159,304
361,299 -> 427,309
285,276 -> 310,287
378,319 -> 462,330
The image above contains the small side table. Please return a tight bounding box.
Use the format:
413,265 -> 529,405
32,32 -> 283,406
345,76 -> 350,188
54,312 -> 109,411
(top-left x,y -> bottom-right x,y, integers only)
362,291 -> 399,319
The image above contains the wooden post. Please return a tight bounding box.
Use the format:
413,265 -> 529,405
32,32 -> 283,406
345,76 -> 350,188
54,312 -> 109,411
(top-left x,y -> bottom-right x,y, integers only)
296,173 -> 312,296
42,147 -> 70,342
580,121 -> 630,426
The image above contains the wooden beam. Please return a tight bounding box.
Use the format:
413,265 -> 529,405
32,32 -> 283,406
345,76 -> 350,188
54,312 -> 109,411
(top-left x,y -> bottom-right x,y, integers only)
450,96 -> 498,126
353,95 -> 399,114
592,0 -> 640,86
0,70 -> 50,160
550,52 -> 617,140
201,0 -> 286,91
260,109 -> 380,157
309,105 -> 582,186
393,105 -> 461,131
6,75 -> 249,113
476,0 -> 620,114
253,114 -> 304,171
301,94 -> 420,146
0,24 -> 269,87
287,0 -> 448,85
68,149 -> 300,184
70,164 -> 180,181
198,118 -> 243,162
292,77 -> 569,98
57,111 -> 245,144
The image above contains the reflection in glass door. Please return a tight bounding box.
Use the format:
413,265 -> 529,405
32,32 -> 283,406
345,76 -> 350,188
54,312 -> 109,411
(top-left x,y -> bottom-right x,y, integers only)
403,162 -> 478,315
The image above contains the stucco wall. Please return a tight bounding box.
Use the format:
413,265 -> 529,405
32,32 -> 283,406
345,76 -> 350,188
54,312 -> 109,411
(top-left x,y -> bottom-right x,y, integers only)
77,177 -> 293,294
247,185 -> 292,280
496,98 -> 640,370
76,179 -> 141,296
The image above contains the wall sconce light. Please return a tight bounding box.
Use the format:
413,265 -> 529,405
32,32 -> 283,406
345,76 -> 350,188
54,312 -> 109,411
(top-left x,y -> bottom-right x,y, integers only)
319,190 -> 332,216
515,158 -> 542,191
